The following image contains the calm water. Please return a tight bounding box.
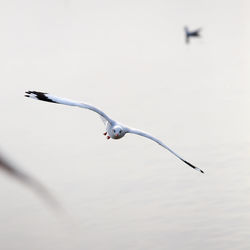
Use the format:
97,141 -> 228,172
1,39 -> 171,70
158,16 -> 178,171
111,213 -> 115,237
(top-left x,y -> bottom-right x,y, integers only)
0,0 -> 249,249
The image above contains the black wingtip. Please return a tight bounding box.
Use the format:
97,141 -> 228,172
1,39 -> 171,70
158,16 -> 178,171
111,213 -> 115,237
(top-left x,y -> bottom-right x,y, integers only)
183,160 -> 204,174
24,91 -> 55,103
25,91 -> 35,94
194,167 -> 204,174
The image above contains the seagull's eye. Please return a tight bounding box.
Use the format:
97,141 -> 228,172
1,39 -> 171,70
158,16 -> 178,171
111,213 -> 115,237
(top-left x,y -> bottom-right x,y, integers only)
119,130 -> 122,134
113,130 -> 115,133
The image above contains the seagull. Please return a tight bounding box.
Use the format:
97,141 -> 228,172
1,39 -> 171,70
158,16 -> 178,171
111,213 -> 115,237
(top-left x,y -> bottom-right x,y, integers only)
184,26 -> 201,44
0,152 -> 60,209
25,91 -> 204,174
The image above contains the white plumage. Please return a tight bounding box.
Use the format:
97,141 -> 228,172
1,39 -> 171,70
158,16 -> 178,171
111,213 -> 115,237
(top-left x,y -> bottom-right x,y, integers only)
25,91 -> 204,174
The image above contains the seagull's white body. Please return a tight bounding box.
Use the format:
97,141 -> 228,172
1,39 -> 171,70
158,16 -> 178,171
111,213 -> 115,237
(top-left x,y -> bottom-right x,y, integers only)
25,91 -> 204,173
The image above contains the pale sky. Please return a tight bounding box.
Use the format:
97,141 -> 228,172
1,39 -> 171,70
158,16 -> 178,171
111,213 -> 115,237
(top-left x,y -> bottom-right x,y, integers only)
0,1 -> 249,249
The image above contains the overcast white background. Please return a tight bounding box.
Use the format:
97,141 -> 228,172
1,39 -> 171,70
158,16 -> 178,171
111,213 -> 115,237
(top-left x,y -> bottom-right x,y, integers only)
0,0 -> 249,249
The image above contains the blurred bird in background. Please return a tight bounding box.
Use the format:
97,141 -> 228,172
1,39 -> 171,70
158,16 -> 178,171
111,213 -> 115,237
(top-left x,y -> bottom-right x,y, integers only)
184,26 -> 202,44
0,151 -> 61,210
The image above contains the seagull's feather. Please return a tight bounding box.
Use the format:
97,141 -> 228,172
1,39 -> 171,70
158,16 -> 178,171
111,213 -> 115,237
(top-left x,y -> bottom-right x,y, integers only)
25,91 -> 114,125
99,115 -> 109,126
126,128 -> 204,173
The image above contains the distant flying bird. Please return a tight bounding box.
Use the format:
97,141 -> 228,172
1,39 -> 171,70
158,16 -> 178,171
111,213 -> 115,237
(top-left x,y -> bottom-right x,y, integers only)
184,26 -> 201,44
0,152 -> 60,209
25,91 -> 204,174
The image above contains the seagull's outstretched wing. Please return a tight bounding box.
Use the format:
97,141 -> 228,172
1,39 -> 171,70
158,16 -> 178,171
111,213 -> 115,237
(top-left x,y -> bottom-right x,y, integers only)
184,26 -> 189,44
126,128 -> 204,173
0,153 -> 61,209
25,91 -> 114,125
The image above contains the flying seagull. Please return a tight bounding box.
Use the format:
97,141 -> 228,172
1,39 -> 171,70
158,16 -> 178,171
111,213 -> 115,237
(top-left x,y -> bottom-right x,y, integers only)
0,152 -> 60,209
25,91 -> 204,174
184,26 -> 201,44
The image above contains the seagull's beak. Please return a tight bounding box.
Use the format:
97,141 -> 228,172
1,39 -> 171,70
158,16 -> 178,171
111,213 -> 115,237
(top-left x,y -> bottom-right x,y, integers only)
115,134 -> 119,137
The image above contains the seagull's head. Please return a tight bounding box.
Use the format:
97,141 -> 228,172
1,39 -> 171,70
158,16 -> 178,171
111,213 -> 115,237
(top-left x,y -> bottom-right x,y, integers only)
110,125 -> 125,139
